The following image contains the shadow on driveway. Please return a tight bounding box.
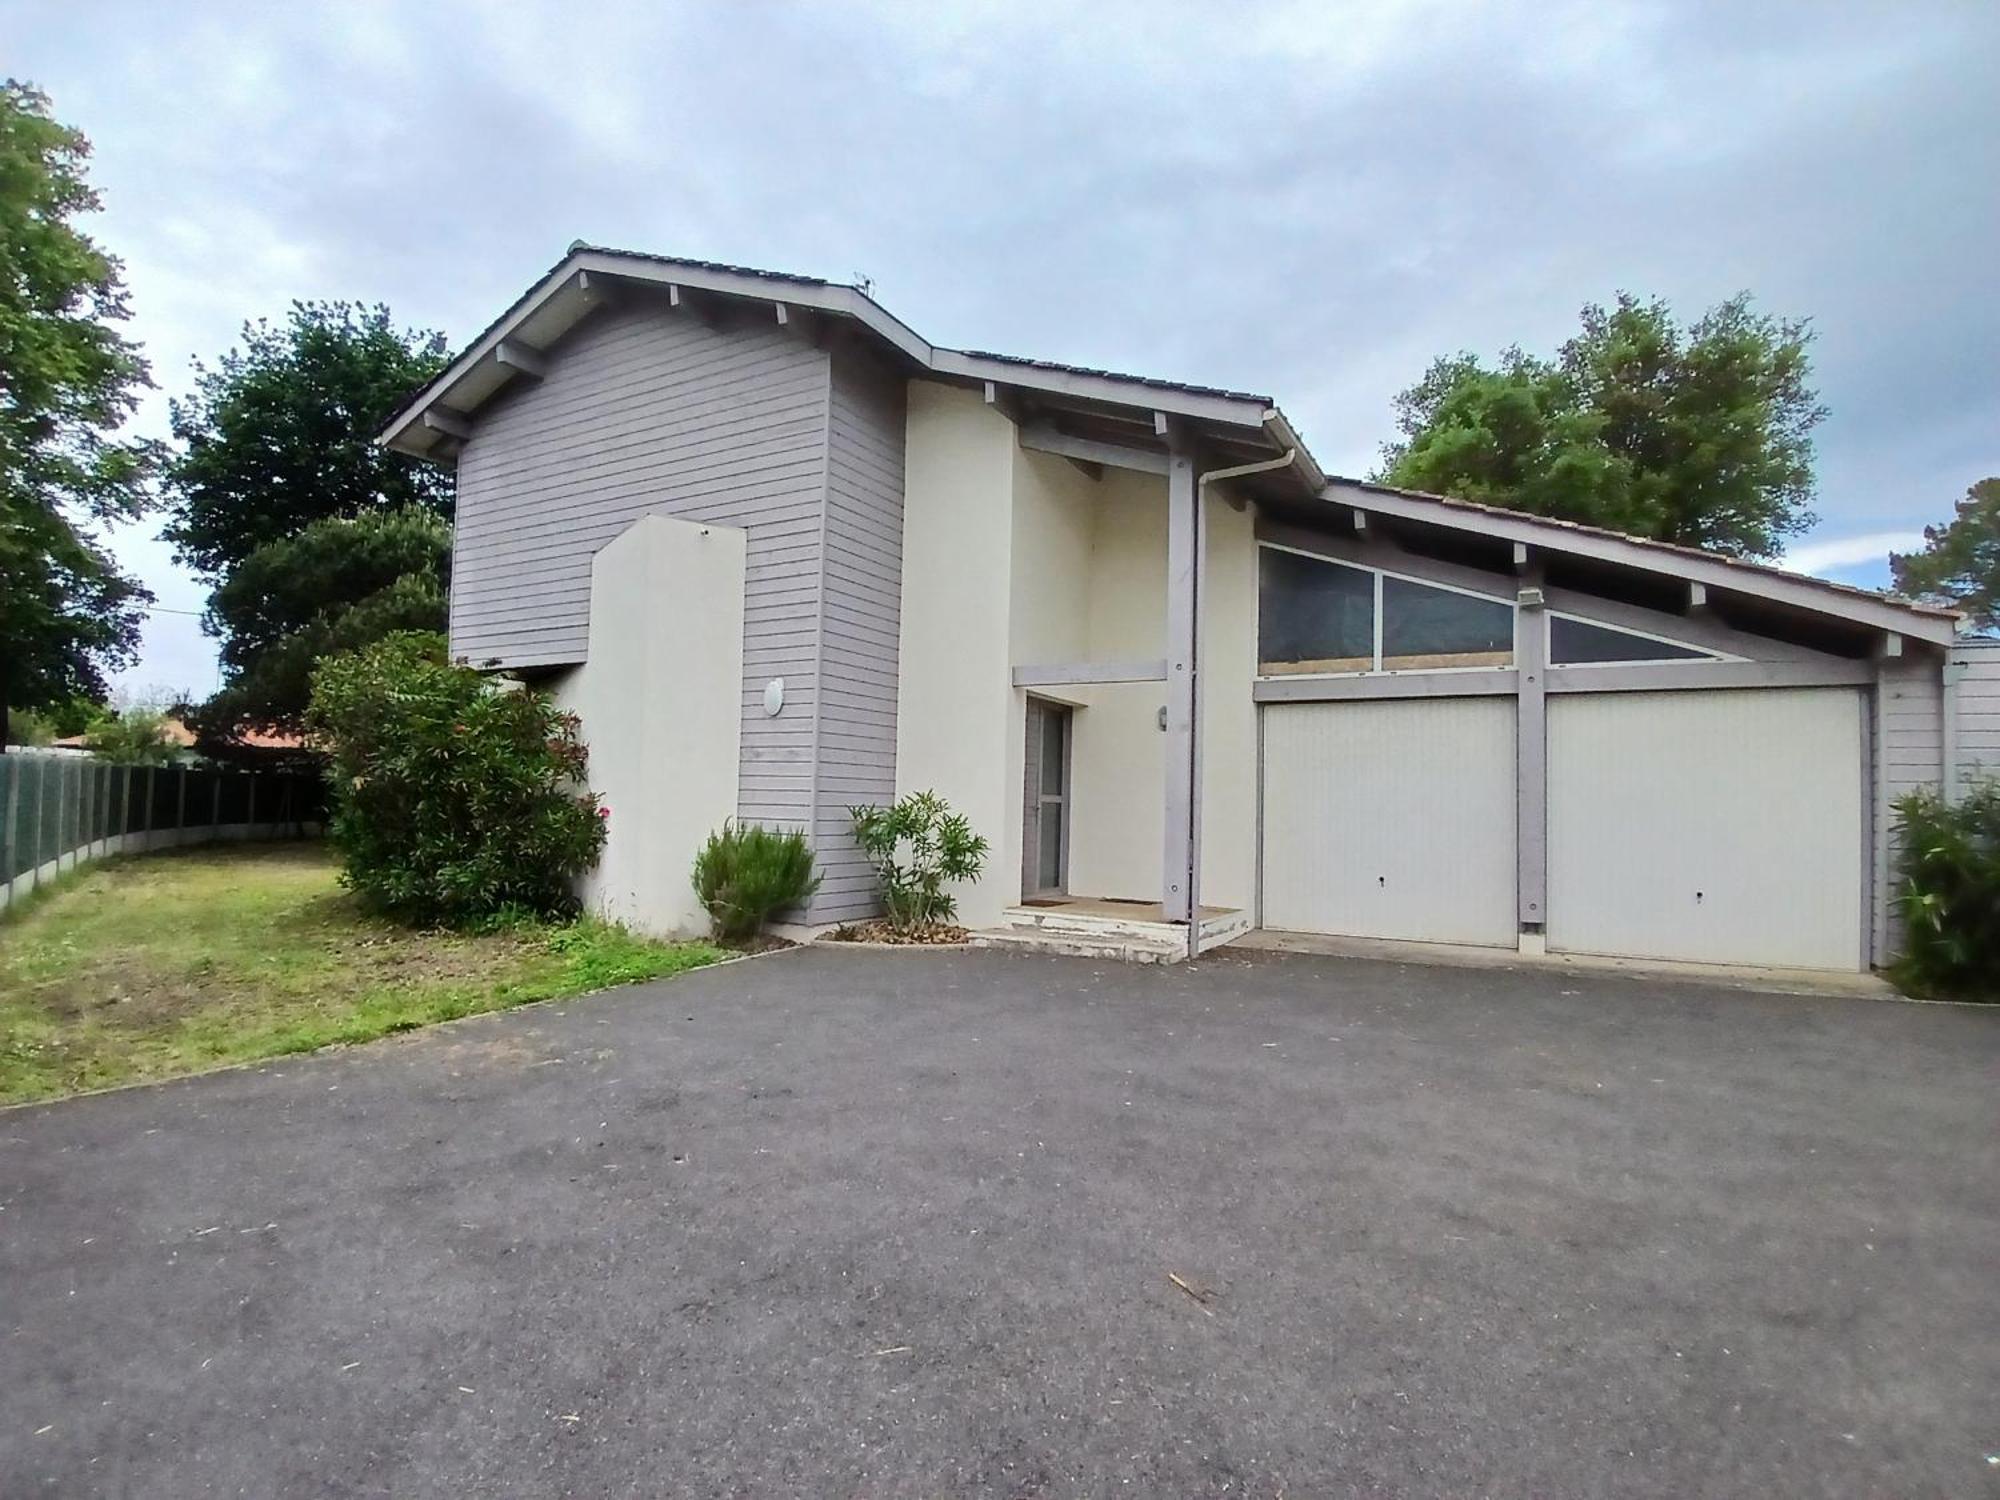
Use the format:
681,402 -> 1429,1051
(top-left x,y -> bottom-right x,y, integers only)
2,947 -> 1995,1496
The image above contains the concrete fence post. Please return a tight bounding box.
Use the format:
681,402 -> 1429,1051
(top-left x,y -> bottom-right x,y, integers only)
31,757 -> 46,889
2,756 -> 17,891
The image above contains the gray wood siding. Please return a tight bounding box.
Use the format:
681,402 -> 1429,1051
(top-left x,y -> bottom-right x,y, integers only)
806,347 -> 908,923
1873,657 -> 1944,961
450,297 -> 832,832
1954,645 -> 2000,781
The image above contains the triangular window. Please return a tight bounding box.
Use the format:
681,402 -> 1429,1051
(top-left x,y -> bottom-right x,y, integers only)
1549,615 -> 1717,665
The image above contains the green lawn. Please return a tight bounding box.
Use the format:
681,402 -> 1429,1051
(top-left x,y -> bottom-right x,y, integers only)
0,843 -> 725,1106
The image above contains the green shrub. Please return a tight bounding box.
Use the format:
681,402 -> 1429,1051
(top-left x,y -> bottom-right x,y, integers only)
305,632 -> 607,925
691,822 -> 820,940
82,708 -> 181,766
848,790 -> 989,934
1892,774 -> 2000,1000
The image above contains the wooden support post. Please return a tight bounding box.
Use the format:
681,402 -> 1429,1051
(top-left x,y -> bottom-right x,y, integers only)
1162,445 -> 1198,924
1515,576 -> 1549,943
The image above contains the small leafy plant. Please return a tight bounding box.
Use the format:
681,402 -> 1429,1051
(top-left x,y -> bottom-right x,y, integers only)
848,790 -> 989,935
690,822 -> 820,941
1892,775 -> 2000,1000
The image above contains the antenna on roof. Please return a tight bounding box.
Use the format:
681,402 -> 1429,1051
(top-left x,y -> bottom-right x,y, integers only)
853,272 -> 874,296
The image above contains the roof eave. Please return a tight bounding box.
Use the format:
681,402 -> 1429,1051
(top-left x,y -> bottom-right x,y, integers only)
1323,477 -> 1960,645
377,245 -> 1298,461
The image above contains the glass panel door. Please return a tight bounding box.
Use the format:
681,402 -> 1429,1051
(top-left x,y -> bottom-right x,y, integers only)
1024,700 -> 1071,896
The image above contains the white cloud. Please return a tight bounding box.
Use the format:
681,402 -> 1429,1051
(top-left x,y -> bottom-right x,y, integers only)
12,2 -> 1997,693
1778,531 -> 1927,576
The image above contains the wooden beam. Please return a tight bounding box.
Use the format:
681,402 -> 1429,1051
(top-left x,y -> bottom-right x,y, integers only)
1687,581 -> 1708,610
667,283 -> 682,308
1515,567 -> 1548,934
1352,508 -> 1368,534
493,341 -> 547,380
1253,670 -> 1518,704
1545,658 -> 1876,693
1153,410 -> 1170,437
1512,541 -> 1532,572
1019,420 -> 1169,475
773,302 -> 789,326
1162,446 -> 1198,924
982,380 -> 998,404
421,408 -> 472,441
1013,659 -> 1167,687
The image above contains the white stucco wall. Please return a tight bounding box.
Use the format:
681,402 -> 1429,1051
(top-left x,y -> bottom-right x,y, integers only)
895,383 -> 1019,929
1198,493 -> 1259,914
897,377 -> 1262,925
551,514 -> 746,937
1066,471 -> 1167,902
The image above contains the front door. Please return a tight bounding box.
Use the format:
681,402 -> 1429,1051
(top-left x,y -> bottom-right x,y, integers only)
1023,699 -> 1072,897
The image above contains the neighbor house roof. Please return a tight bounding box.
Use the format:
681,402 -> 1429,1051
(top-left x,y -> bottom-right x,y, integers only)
381,244 -> 1960,647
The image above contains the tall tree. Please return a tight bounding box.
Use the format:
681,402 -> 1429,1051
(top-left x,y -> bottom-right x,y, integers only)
0,80 -> 159,738
164,301 -> 453,576
196,507 -> 451,734
1891,478 -> 2000,632
1378,293 -> 1824,559
162,301 -> 454,735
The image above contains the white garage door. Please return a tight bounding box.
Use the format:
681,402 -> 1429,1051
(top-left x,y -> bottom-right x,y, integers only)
1261,697 -> 1517,946
1547,688 -> 1864,970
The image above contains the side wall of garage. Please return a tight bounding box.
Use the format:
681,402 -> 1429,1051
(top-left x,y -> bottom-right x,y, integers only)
1875,656 -> 1946,963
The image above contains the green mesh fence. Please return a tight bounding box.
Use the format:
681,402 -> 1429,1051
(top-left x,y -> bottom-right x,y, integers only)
1,755 -> 327,887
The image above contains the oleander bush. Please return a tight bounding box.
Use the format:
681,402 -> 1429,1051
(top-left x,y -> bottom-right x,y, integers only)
306,632 -> 606,924
848,790 -> 988,935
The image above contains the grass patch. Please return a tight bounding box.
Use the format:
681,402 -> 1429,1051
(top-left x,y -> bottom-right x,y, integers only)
0,843 -> 726,1106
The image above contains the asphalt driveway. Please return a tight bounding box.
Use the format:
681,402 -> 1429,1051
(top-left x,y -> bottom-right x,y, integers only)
2,947 -> 1995,1497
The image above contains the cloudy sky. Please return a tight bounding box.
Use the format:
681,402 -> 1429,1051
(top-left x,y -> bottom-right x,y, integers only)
16,1 -> 1998,698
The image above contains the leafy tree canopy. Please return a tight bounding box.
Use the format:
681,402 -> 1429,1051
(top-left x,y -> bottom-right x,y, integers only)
1891,478 -> 2000,633
163,300 -> 453,580
191,506 -> 450,736
0,80 -> 158,733
1378,293 -> 1824,559
162,301 -> 455,741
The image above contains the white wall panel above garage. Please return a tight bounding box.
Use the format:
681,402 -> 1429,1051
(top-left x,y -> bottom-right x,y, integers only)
1260,697 -> 1518,946
1547,688 -> 1865,970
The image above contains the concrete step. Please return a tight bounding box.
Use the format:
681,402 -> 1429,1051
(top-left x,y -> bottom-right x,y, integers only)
970,927 -> 1183,964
